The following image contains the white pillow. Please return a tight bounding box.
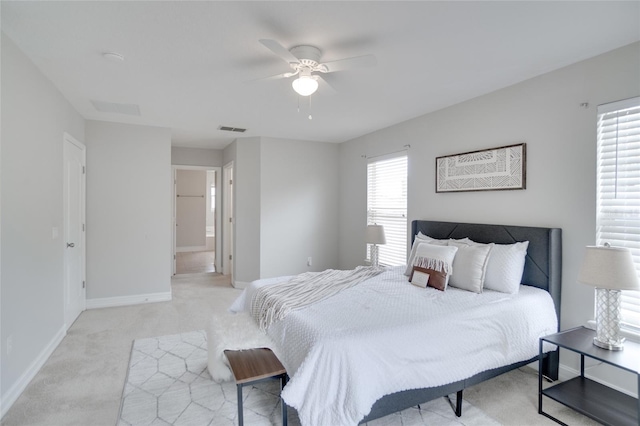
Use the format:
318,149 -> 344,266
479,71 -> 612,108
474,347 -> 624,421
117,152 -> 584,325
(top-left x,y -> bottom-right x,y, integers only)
411,243 -> 458,289
462,239 -> 529,294
404,234 -> 449,276
447,241 -> 493,293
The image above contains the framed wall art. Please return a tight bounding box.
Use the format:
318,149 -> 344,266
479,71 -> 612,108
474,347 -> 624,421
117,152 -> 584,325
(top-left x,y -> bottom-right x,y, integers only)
436,143 -> 526,193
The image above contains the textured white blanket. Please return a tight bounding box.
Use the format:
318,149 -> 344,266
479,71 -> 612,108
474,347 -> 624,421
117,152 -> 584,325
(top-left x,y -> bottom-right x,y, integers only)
232,266 -> 558,426
250,266 -> 383,330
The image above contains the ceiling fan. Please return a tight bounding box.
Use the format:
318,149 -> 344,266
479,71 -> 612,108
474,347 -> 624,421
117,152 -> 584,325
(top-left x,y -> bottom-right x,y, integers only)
258,39 -> 377,96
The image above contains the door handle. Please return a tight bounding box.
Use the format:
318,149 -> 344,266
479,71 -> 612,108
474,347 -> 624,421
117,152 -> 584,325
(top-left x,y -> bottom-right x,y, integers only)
67,243 -> 75,248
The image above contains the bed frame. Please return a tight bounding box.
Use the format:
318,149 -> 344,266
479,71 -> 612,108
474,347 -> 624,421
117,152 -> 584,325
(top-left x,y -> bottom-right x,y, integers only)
360,220 -> 562,423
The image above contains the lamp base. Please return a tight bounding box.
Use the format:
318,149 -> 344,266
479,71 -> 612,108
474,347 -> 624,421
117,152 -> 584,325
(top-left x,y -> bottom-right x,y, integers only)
593,336 -> 625,351
594,288 -> 625,351
370,244 -> 379,268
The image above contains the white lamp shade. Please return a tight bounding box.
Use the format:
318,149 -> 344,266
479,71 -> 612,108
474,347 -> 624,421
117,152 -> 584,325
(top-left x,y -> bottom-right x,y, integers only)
292,76 -> 318,96
578,245 -> 640,290
365,224 -> 386,245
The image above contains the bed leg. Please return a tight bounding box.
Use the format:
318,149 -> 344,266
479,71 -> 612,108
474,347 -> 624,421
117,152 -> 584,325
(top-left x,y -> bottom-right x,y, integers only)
445,390 -> 464,417
455,390 -> 463,417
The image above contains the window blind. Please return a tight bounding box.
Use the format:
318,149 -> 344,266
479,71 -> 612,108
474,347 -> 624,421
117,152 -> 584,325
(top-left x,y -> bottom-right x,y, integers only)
596,97 -> 640,331
367,153 -> 408,266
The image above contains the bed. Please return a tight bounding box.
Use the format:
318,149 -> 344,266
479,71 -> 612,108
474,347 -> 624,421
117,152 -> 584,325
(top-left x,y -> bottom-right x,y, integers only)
227,220 -> 562,425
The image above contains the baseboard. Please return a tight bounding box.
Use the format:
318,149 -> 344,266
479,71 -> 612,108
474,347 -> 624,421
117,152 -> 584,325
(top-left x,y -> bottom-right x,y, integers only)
86,292 -> 172,309
1,326 -> 66,418
176,246 -> 207,253
232,280 -> 249,289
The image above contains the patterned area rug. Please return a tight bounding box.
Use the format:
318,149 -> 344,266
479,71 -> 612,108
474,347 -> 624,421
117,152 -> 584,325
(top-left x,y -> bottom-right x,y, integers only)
118,331 -> 501,426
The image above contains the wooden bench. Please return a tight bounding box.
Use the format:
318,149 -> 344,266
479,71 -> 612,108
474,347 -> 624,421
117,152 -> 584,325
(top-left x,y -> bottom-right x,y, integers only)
224,348 -> 288,426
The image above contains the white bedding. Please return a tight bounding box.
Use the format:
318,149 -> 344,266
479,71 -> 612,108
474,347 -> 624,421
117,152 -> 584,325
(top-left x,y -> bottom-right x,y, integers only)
230,266 -> 558,426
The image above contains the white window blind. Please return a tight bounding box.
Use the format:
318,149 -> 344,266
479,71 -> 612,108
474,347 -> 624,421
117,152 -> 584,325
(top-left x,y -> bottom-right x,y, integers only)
596,97 -> 640,331
367,153 -> 408,266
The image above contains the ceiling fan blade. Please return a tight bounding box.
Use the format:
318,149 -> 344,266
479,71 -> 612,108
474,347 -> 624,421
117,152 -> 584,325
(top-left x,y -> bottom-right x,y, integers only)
246,70 -> 297,83
316,74 -> 337,93
259,39 -> 300,64
321,54 -> 377,73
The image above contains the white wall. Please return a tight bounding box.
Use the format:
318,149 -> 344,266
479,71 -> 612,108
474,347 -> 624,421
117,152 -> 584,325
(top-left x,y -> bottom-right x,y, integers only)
339,42 -> 640,393
0,33 -> 85,413
225,136 -> 340,283
260,137 -> 339,278
176,170 -> 207,249
85,121 -> 172,304
171,146 -> 222,167
232,138 -> 261,284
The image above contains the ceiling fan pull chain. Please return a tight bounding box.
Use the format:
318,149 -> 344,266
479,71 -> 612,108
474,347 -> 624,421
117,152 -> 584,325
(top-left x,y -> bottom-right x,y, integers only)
308,95 -> 313,120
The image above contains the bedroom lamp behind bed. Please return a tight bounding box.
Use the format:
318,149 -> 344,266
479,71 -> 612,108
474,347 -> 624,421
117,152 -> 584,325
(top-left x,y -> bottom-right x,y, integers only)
366,224 -> 386,267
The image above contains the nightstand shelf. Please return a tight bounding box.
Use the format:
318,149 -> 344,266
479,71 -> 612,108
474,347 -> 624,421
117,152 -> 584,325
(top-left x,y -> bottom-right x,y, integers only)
539,327 -> 640,426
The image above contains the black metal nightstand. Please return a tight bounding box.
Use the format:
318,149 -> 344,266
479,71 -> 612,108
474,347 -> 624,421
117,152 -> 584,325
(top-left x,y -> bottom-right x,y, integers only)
539,326 -> 640,426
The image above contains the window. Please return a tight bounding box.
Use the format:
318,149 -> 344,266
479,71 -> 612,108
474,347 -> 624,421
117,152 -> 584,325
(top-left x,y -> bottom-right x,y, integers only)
596,97 -> 640,330
367,153 -> 408,266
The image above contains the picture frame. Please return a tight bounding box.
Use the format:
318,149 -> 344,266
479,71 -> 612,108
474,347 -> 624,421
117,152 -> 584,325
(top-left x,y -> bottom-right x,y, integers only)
436,143 -> 526,193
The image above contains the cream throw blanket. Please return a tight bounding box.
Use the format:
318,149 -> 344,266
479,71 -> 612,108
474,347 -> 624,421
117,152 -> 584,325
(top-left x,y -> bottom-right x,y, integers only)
250,266 -> 384,330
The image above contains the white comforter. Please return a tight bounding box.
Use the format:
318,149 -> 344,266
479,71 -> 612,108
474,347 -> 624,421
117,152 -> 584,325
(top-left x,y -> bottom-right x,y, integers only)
230,266 -> 558,426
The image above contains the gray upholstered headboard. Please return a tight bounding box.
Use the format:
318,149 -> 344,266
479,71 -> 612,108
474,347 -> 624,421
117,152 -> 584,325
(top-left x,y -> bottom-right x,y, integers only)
411,220 -> 562,323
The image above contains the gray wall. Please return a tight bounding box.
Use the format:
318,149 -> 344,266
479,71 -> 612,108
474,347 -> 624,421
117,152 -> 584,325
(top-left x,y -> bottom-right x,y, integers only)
233,138 -> 262,284
85,121 -> 172,300
171,146 -> 223,167
338,42 -> 640,392
176,170 -> 207,248
260,137 -> 339,278
226,136 -> 340,284
1,33 -> 85,411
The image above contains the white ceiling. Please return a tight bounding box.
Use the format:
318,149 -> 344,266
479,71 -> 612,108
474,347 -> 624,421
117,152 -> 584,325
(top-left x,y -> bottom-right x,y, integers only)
2,1 -> 639,150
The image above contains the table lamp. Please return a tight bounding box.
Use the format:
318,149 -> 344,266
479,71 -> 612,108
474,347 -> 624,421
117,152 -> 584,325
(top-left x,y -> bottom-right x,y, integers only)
577,244 -> 640,350
366,224 -> 386,267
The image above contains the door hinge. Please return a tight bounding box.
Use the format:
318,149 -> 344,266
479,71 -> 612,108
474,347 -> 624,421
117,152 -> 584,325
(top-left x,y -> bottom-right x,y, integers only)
82,223 -> 85,232
82,280 -> 85,289
229,254 -> 232,260
229,179 -> 233,185
174,255 -> 176,260
82,166 -> 86,174
229,217 -> 232,223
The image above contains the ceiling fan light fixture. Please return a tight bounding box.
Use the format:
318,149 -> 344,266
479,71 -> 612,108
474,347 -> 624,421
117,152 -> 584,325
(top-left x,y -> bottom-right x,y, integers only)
292,75 -> 318,96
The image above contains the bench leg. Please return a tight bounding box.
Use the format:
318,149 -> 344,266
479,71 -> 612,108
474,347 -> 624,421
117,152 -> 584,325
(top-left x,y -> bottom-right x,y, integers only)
281,374 -> 288,426
237,384 -> 243,426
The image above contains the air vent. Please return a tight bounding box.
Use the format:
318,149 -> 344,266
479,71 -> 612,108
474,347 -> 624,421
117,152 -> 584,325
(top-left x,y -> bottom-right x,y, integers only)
218,126 -> 247,133
91,100 -> 141,116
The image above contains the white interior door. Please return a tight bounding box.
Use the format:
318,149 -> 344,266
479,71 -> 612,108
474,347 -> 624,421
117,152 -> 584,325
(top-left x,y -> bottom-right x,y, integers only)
63,133 -> 86,329
172,168 -> 177,275
223,162 -> 234,281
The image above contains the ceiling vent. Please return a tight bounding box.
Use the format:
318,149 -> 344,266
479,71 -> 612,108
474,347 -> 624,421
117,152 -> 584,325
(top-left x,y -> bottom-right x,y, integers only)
218,126 -> 247,133
91,100 -> 141,116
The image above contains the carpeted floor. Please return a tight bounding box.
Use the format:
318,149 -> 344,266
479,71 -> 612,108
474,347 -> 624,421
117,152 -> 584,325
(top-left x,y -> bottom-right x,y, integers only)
118,331 -> 501,426
2,273 -> 600,426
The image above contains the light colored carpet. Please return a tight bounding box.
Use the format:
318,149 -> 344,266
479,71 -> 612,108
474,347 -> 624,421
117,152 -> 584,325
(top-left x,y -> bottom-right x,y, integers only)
118,331 -> 500,426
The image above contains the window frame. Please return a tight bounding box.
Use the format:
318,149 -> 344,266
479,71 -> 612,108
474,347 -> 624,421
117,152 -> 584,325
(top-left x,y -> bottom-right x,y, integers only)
366,152 -> 408,267
596,96 -> 640,332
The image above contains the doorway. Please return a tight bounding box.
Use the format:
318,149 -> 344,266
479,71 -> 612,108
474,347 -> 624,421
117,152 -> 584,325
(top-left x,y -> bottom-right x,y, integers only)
172,165 -> 221,275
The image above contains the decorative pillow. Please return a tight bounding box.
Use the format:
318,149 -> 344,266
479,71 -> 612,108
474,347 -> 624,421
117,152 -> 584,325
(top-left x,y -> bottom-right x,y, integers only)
447,241 -> 493,293
410,243 -> 458,289
462,239 -> 529,294
410,266 -> 447,291
404,234 -> 449,276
